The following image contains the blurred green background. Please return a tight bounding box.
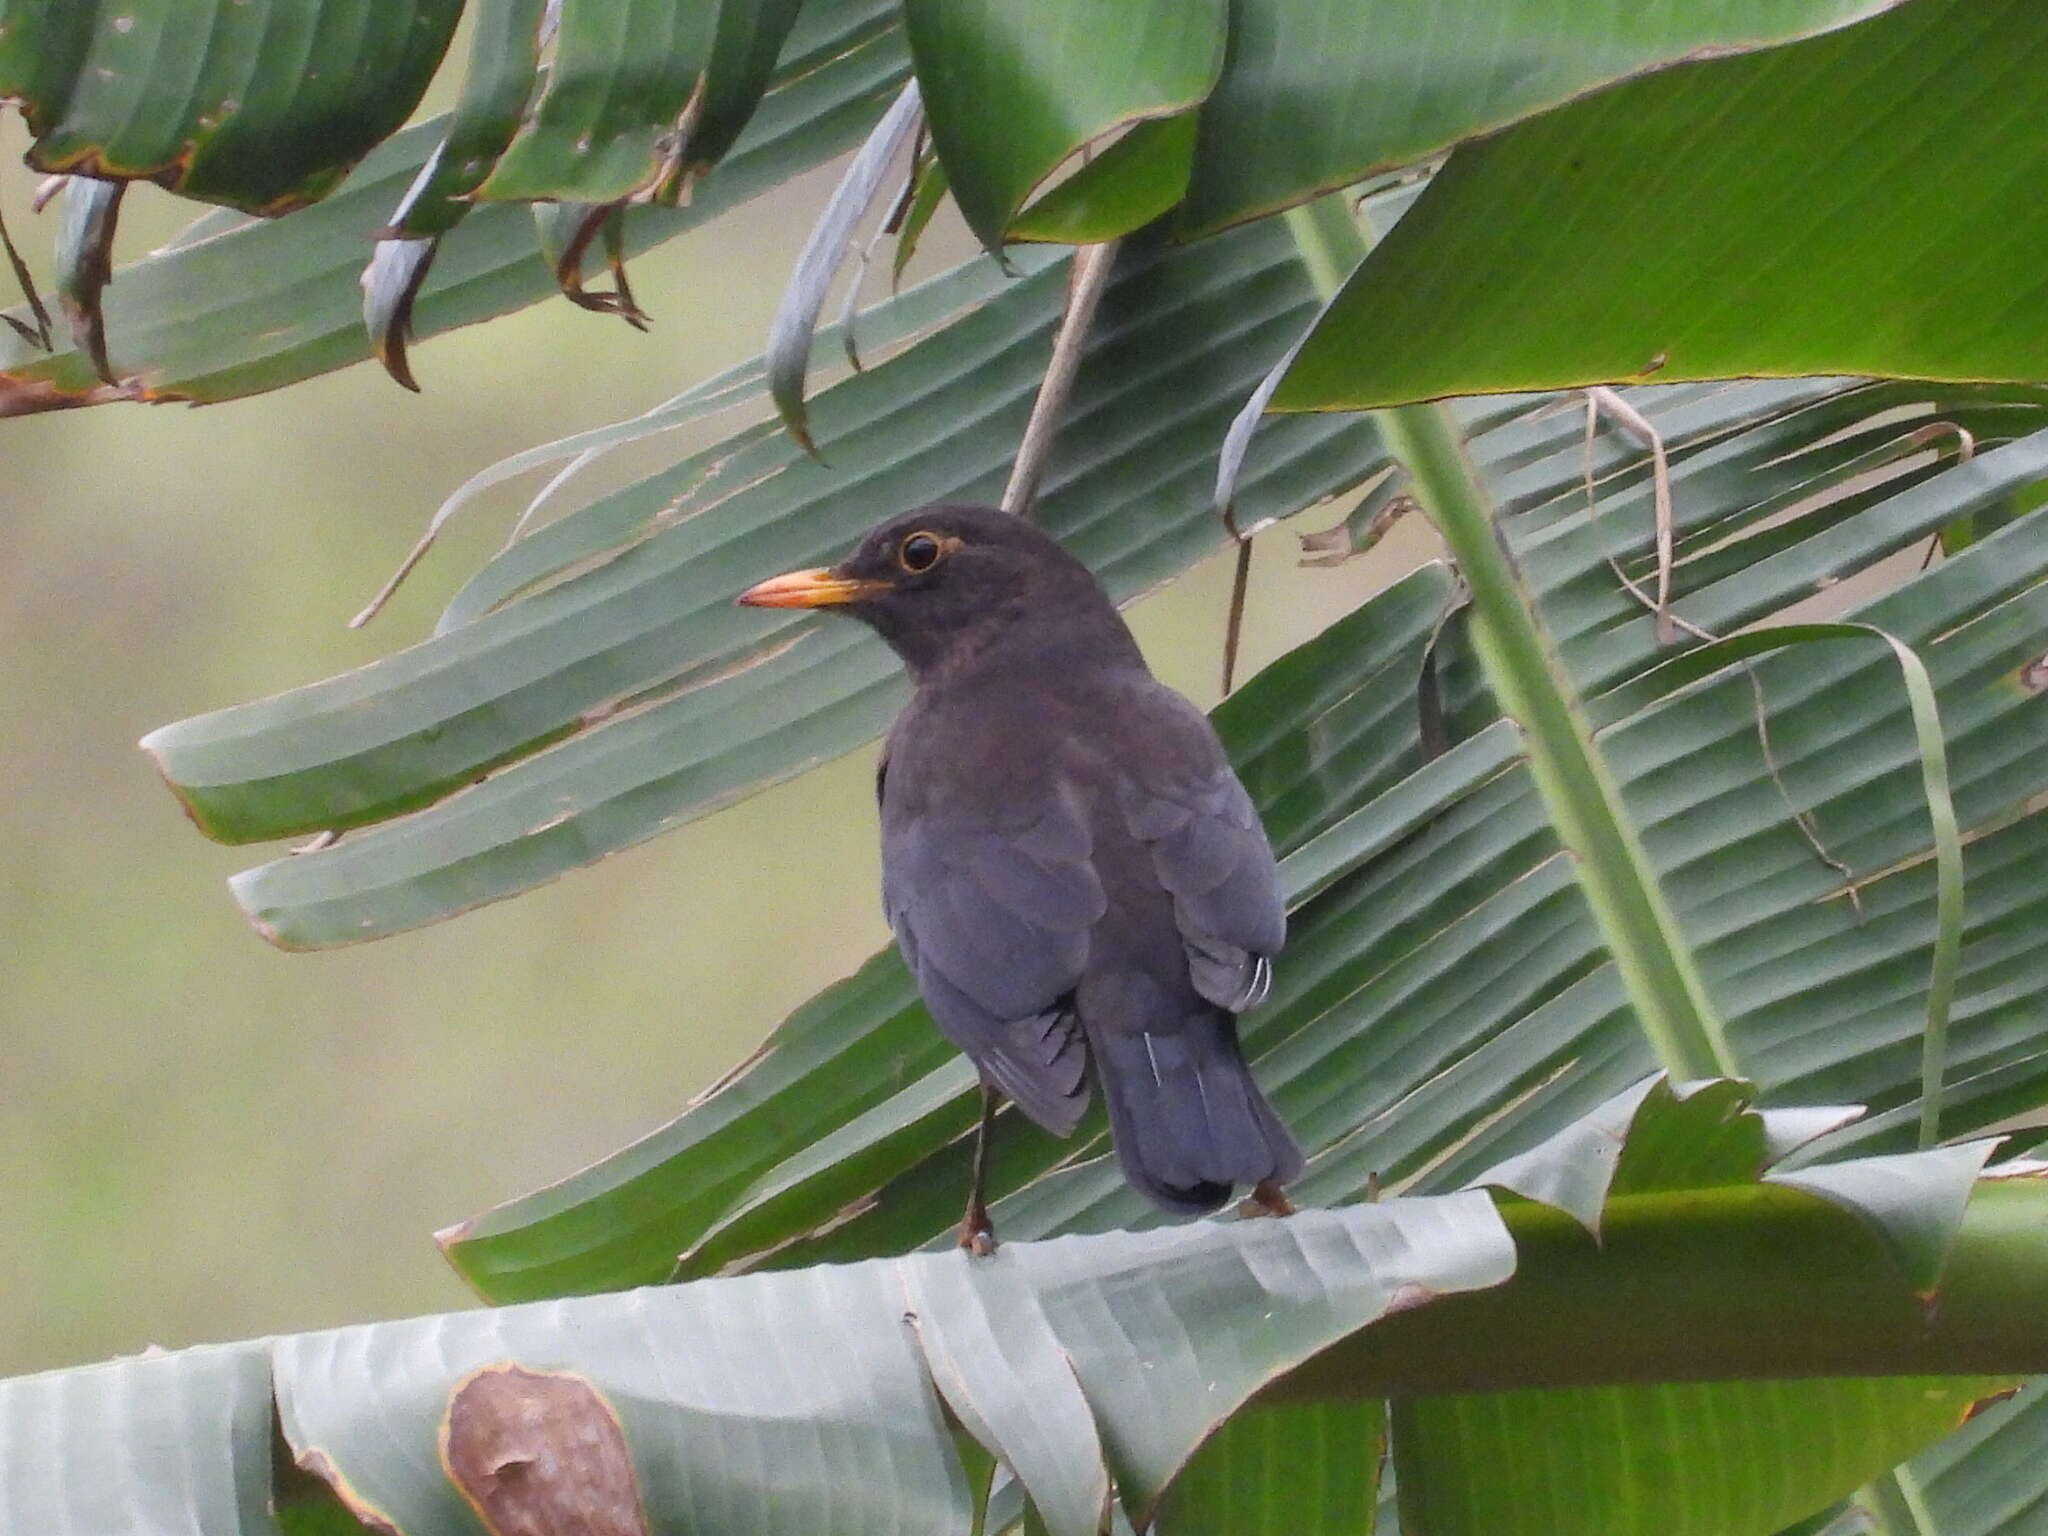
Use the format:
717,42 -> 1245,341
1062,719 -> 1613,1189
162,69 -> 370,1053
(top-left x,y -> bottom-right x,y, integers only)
0,101 -> 1432,1375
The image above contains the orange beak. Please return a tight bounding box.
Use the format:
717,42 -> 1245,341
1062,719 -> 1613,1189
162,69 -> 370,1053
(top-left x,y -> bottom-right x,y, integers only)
736,567 -> 888,608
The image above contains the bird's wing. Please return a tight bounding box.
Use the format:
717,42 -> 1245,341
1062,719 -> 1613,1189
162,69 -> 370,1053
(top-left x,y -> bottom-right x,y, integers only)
881,778 -> 1104,1134
1112,686 -> 1286,1011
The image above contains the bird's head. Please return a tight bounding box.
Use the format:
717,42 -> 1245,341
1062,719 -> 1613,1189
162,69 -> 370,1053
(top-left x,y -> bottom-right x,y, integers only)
737,504 -> 1136,679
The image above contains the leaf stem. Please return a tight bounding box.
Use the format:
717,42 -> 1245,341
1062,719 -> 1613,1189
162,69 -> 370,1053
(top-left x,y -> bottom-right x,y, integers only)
1282,193 -> 1734,1081
1265,1179 -> 2048,1398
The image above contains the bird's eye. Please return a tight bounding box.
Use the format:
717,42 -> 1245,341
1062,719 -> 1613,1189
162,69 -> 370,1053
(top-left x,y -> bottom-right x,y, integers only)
898,531 -> 944,573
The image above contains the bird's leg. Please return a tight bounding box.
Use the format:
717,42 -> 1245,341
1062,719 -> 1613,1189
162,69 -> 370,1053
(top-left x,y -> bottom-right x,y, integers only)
1243,1178 -> 1296,1219
958,1080 -> 1001,1257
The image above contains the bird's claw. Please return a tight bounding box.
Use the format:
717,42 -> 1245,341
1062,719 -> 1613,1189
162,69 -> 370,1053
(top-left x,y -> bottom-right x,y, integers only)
1239,1178 -> 1297,1219
958,1206 -> 998,1258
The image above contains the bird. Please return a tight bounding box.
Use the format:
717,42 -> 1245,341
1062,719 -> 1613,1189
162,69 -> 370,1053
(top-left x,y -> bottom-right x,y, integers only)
739,504 -> 1302,1252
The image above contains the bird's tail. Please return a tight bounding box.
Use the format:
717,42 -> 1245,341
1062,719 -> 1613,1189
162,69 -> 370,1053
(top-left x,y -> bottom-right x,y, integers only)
1087,1008 -> 1303,1215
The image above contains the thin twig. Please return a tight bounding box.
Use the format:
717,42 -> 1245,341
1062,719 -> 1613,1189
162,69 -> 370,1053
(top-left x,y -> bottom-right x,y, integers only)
1746,665 -> 1864,919
1220,538 -> 1254,695
1578,398 -> 1866,907
1585,386 -> 1676,644
1577,417 -> 1715,644
1218,500 -> 1289,697
1003,240 -> 1119,517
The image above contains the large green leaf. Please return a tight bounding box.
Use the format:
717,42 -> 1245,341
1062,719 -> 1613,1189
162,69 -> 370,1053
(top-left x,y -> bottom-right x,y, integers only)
436,383 -> 2048,1301
0,0 -> 907,409
477,0 -> 807,203
902,0 -> 1227,248
0,0 -> 461,213
1009,115 -> 1199,246
1176,0 -> 1913,236
142,219 -> 1381,940
965,430 -> 2048,1253
0,0 -> 1963,412
1392,1379 -> 2004,1536
1208,1178 -> 2045,1534
384,0 -> 549,239
15,1126 -> 2043,1536
9,1133 -> 2047,1535
158,276 -> 2029,964
898,0 -> 1910,246
1,1199 -> 1518,1536
1276,0 -> 2048,408
1386,1084 -> 2005,1536
1278,1176 -> 2048,1399
1461,1071 -> 1997,1297
1158,1399 -> 1383,1536
1465,1074 -> 1859,1236
0,0 -> 841,226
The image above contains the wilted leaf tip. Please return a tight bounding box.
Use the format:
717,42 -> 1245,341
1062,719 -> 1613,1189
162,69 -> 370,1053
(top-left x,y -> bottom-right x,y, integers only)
1962,1383 -> 2024,1422
0,372 -> 147,417
135,734 -> 234,842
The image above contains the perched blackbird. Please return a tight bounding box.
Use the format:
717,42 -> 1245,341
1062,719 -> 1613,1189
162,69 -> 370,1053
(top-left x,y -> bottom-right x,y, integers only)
740,505 -> 1302,1251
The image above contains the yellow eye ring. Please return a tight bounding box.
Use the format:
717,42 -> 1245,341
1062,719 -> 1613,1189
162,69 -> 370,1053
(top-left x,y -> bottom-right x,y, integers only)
898,531 -> 945,573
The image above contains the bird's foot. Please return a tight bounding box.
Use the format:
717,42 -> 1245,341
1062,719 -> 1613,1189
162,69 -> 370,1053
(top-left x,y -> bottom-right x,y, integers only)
957,1205 -> 998,1258
1240,1179 -> 1296,1219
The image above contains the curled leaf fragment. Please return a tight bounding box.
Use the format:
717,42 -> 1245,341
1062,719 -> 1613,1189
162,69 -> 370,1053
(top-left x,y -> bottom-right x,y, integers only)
53,176 -> 125,386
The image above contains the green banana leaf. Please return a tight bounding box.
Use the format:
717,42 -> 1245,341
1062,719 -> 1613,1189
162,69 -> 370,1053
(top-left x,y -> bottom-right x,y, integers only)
0,0 -> 908,406
142,219 -> 1381,931
2,1194 -> 1518,1536
5,0 -> 1996,413
12,2 -> 2048,1530
901,0 -> 1226,248
1277,0 -> 2048,407
1386,1078 -> 2003,1536
3,0 -> 1905,232
1172,0 -> 1918,238
3,1095 -> 2038,1536
0,0 -> 461,213
420,376 -> 2048,1300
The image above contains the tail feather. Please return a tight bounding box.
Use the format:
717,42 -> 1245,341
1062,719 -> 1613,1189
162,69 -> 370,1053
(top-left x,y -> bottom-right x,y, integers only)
1087,1008 -> 1302,1215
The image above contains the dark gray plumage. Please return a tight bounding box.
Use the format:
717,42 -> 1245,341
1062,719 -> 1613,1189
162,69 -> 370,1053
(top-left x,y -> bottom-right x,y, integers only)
740,504 -> 1301,1240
